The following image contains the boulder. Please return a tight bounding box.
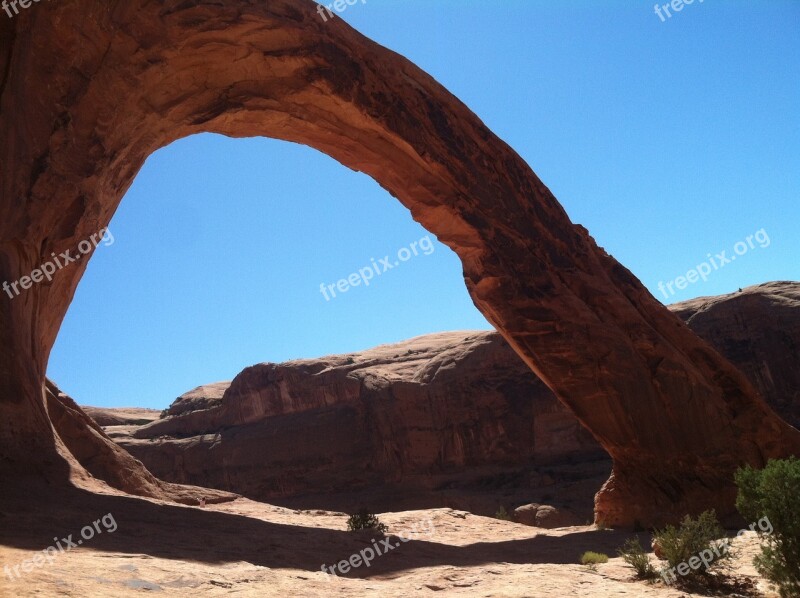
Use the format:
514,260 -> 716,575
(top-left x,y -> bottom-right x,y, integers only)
514,504 -> 581,528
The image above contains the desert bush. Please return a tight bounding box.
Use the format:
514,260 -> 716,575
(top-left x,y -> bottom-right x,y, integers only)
653,510 -> 729,577
580,551 -> 609,565
618,537 -> 657,579
494,506 -> 511,521
346,509 -> 388,533
736,457 -> 800,598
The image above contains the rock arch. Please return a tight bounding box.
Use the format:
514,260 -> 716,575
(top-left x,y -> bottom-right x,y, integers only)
0,0 -> 797,526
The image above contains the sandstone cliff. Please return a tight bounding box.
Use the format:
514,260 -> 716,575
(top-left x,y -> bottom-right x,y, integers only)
118,331 -> 603,510
671,281 -> 800,427
45,380 -> 237,505
102,282 -> 799,517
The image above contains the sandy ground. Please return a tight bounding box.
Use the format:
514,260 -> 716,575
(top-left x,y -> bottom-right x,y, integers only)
0,485 -> 777,597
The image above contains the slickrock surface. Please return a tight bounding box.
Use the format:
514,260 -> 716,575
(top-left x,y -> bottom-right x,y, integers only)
164,382 -> 229,418
0,0 -> 797,526
80,406 -> 161,427
0,488 -> 775,597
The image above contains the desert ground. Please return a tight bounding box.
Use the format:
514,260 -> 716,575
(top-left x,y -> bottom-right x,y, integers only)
0,481 -> 775,597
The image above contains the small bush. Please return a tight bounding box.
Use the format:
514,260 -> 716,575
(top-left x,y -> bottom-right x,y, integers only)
618,537 -> 657,579
346,509 -> 388,533
495,506 -> 512,521
736,457 -> 800,598
580,551 -> 609,565
653,510 -> 729,577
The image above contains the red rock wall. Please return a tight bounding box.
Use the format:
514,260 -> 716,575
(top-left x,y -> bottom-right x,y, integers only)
121,332 -> 602,499
671,281 -> 800,428
114,284 -> 800,510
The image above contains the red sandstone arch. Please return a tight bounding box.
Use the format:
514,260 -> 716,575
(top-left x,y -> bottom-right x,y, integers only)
1,0 -> 797,526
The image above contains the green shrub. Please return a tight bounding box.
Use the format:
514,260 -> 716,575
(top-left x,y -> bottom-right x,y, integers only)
494,506 -> 511,521
653,510 -> 729,577
346,509 -> 388,533
580,551 -> 609,565
736,457 -> 800,598
618,537 -> 657,579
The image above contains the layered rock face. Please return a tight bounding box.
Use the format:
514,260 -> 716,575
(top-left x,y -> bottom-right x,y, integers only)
165,382 -> 228,418
121,332 -> 603,500
81,406 -> 161,427
671,281 -> 800,427
45,380 -> 236,505
111,282 -> 800,512
1,0 -> 797,525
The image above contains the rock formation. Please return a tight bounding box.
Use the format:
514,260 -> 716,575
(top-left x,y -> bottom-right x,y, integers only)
99,282 -> 798,519
1,0 -> 797,525
513,503 -> 581,529
164,382 -> 228,418
45,380 -> 236,505
671,281 -> 800,427
117,332 -> 604,505
81,405 -> 161,427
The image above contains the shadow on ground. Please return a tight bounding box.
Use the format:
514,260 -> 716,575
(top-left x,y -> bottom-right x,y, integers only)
0,480 -> 647,579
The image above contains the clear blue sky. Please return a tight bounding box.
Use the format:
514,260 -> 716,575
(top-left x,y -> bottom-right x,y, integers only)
48,0 -> 800,409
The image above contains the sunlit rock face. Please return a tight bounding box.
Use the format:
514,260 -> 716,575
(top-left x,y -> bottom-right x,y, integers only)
0,0 -> 797,525
44,380 -> 237,505
106,283 -> 800,513
120,331 -> 605,500
670,281 -> 800,428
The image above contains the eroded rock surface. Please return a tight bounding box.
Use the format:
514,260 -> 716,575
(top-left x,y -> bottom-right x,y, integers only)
46,381 -> 238,505
1,0 -> 797,525
81,406 -> 161,427
119,332 -> 603,508
101,282 -> 800,519
165,382 -> 228,418
0,488 -> 775,598
671,281 -> 800,427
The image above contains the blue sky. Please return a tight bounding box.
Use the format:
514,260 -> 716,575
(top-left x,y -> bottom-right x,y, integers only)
48,0 -> 800,408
